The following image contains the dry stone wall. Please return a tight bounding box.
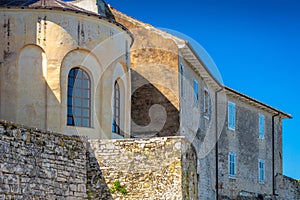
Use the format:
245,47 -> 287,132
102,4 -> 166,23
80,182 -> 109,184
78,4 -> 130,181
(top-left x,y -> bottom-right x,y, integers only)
88,137 -> 197,200
0,120 -> 87,200
0,120 -> 198,200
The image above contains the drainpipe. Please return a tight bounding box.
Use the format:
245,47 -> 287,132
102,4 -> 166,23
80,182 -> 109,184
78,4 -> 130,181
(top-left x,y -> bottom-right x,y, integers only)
272,112 -> 280,195
215,87 -> 223,200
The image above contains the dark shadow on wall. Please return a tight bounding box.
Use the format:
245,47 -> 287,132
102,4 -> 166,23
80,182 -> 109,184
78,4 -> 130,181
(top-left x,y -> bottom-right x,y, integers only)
86,145 -> 113,200
131,69 -> 179,138
182,141 -> 198,199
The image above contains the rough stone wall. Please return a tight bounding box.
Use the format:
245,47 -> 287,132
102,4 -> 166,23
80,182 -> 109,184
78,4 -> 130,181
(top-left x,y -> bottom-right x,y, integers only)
111,8 -> 181,137
181,142 -> 198,200
218,97 -> 282,199
276,174 -> 300,200
88,136 -> 197,200
0,120 -> 87,200
179,57 -> 218,200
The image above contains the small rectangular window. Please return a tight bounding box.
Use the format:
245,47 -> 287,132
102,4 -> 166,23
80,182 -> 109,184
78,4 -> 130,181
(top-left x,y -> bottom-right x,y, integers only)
259,159 -> 265,183
204,88 -> 210,118
229,152 -> 236,177
259,114 -> 265,139
228,101 -> 236,130
193,79 -> 198,106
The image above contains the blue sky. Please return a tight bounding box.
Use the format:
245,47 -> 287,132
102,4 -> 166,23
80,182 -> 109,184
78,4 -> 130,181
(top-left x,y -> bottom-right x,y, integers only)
106,0 -> 300,179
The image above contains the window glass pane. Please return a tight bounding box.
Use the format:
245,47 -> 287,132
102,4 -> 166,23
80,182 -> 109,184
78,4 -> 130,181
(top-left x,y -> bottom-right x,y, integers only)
67,97 -> 73,105
74,107 -> 81,116
68,78 -> 74,86
74,79 -> 82,88
112,118 -> 116,133
67,117 -> 73,125
68,87 -> 73,96
83,109 -> 89,117
69,69 -> 75,76
83,89 -> 89,98
82,118 -> 89,127
74,117 -> 81,126
82,99 -> 89,107
83,79 -> 89,88
74,98 -> 81,106
74,88 -> 81,97
76,69 -> 82,78
67,106 -> 73,115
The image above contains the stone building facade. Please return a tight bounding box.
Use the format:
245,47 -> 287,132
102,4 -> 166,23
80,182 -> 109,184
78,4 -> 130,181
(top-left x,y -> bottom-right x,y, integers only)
0,0 -> 132,139
109,5 -> 294,200
0,0 -> 298,200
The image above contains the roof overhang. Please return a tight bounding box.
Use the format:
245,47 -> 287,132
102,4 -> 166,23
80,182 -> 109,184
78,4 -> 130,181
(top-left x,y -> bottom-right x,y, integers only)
179,42 -> 222,90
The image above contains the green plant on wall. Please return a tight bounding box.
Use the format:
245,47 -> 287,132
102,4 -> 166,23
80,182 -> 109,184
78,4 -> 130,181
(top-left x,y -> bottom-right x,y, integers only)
109,180 -> 127,196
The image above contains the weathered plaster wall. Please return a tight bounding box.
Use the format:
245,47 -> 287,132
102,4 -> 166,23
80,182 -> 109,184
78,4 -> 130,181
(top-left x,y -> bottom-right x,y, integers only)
88,137 -> 197,200
0,9 -> 131,139
0,120 -> 87,199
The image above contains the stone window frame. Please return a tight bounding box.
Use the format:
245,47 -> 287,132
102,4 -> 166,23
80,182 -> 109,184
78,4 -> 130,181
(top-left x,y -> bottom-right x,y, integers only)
228,101 -> 236,131
228,152 -> 236,178
258,159 -> 265,184
259,113 -> 265,139
67,67 -> 91,127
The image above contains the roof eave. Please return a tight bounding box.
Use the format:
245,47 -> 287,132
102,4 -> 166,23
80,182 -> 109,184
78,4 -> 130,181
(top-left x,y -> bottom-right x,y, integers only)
179,41 -> 222,90
225,86 -> 292,119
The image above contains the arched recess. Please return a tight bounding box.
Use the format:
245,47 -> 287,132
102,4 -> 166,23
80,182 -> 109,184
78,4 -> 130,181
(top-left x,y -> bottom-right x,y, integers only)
17,44 -> 47,129
59,49 -> 102,138
112,62 -> 130,138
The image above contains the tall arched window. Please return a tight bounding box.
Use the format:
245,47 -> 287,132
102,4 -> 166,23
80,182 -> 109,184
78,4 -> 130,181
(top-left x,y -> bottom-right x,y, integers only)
112,81 -> 120,134
67,68 -> 91,127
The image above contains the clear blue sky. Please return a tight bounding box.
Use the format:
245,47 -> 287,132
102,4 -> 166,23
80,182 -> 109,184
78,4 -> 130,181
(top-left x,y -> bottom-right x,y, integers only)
106,0 -> 300,180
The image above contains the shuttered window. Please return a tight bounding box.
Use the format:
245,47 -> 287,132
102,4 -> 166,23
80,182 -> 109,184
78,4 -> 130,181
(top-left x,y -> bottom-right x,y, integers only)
193,79 -> 198,106
228,101 -> 236,130
229,152 -> 236,177
259,160 -> 265,183
259,114 -> 265,139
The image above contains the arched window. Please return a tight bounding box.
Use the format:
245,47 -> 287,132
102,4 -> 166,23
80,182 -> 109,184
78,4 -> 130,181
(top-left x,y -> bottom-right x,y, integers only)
112,81 -> 121,134
67,68 -> 91,127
